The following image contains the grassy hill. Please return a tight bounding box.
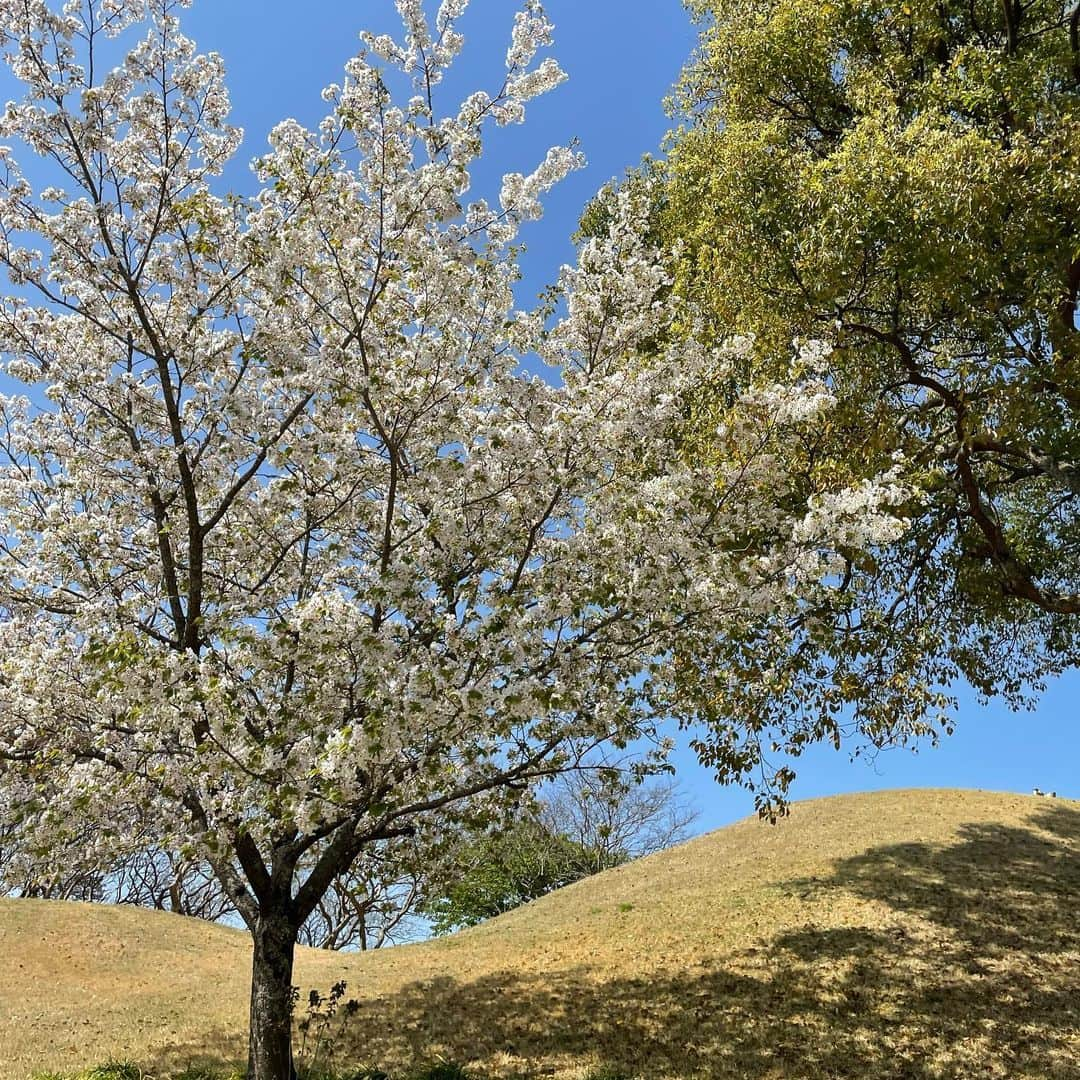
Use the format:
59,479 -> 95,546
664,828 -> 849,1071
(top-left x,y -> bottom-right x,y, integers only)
2,788 -> 1078,1079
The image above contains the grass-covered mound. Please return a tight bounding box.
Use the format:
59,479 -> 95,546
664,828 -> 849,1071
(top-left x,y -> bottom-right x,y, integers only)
3,788 -> 1078,1079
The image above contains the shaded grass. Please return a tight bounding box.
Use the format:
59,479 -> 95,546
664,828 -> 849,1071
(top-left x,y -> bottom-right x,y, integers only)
4,790 -> 1079,1079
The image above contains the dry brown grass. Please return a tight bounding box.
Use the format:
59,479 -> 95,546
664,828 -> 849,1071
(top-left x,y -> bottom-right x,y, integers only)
3,788 -> 1079,1079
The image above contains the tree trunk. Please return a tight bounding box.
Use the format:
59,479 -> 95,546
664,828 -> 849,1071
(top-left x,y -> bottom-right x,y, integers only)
248,909 -> 298,1080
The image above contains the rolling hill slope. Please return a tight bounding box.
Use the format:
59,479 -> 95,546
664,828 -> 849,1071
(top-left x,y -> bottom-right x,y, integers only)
2,788 -> 1078,1079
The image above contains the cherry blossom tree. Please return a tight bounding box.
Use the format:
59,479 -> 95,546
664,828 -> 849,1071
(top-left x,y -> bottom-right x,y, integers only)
0,1 -> 914,1076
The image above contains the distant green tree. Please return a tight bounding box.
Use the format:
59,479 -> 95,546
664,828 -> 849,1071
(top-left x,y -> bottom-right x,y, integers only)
421,817 -> 607,933
422,776 -> 697,932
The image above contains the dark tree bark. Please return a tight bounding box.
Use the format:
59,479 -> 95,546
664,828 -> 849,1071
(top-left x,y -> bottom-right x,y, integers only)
248,906 -> 299,1080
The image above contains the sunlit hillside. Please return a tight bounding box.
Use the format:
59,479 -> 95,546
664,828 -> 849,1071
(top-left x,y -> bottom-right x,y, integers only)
3,788 -> 1078,1079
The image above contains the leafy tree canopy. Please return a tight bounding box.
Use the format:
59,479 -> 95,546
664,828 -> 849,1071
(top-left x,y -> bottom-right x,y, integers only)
659,0 -> 1080,768
421,817 -> 605,933
421,773 -> 696,932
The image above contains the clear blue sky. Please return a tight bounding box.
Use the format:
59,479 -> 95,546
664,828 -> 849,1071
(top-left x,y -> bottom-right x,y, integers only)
19,1 -> 1080,831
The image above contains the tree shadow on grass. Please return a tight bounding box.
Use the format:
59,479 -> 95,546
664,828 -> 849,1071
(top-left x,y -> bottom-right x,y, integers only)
135,805 -> 1080,1079
319,804 -> 1080,1079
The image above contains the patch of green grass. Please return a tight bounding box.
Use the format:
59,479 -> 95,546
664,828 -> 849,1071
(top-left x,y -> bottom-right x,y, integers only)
406,1063 -> 473,1080
83,1065 -> 143,1080
37,1063 -> 250,1080
616,903 -> 634,913
173,1066 -> 245,1080
298,1066 -> 387,1080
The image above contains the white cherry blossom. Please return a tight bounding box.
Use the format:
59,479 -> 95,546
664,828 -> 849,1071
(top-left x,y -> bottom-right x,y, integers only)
0,3 -> 910,1077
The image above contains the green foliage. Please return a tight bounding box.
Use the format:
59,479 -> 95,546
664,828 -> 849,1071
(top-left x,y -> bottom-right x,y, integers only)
421,816 -> 625,933
81,1065 -> 143,1080
658,0 -> 1080,790
173,1068 -> 244,1080
32,1065 -> 150,1080
404,1064 -> 473,1080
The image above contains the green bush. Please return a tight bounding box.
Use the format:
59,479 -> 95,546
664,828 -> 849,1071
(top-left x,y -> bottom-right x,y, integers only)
296,1064 -> 391,1080
81,1064 -> 143,1080
406,1063 -> 473,1080
582,1068 -> 638,1080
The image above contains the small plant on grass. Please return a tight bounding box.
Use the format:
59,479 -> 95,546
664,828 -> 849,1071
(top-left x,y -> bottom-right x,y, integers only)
293,980 -> 361,1078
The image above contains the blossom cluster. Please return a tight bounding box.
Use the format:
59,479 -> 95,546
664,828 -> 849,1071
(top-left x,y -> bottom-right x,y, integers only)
0,0 -> 909,900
